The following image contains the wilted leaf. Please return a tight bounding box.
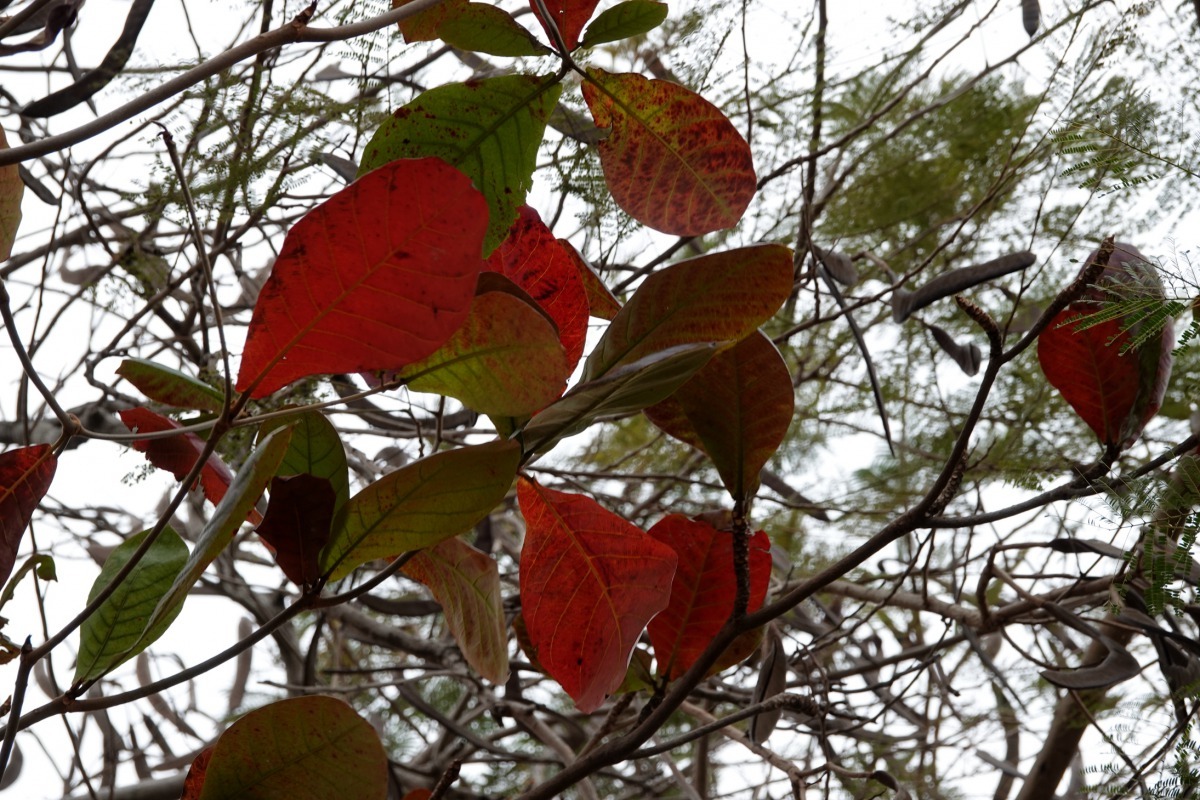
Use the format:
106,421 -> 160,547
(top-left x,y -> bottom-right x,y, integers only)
0,444 -> 56,586
116,359 -> 225,413
518,477 -> 677,712
529,0 -> 599,49
580,0 -> 668,47
256,475 -> 335,587
749,627 -> 787,744
360,76 -> 562,254
403,537 -> 509,683
74,526 -> 188,684
581,68 -> 756,235
236,158 -> 489,397
321,440 -> 520,581
0,127 -> 24,260
192,696 -> 387,800
438,3 -> 550,56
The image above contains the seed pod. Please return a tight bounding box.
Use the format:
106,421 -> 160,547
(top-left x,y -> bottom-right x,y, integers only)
1022,0 -> 1040,36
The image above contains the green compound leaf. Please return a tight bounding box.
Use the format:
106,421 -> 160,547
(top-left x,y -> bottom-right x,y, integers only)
74,526 -> 188,684
581,0 -> 668,47
116,359 -> 225,414
439,3 -> 552,56
359,74 -> 563,255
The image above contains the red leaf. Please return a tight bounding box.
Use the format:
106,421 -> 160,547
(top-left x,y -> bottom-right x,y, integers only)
180,746 -> 212,800
236,158 -> 488,398
561,238 -> 620,320
646,515 -> 770,680
393,0 -> 466,41
0,444 -> 57,585
118,408 -> 260,523
581,68 -> 756,235
518,477 -> 677,712
255,475 -> 335,586
486,206 -> 589,371
530,0 -> 599,49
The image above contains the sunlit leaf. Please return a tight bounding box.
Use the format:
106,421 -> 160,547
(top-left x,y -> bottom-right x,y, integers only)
518,477 -> 677,712
646,515 -> 770,680
256,475 -> 335,587
74,526 -> 188,684
529,0 -> 599,49
116,359 -> 225,413
193,696 -> 387,800
236,158 -> 489,398
580,0 -> 668,47
0,127 -> 23,260
322,440 -> 520,581
0,444 -> 56,586
580,68 -> 756,235
438,3 -> 551,56
360,75 -> 563,254
403,537 -> 509,683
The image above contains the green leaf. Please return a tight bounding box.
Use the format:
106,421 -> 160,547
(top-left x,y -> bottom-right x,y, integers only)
74,527 -> 188,684
403,537 -> 509,683
0,553 -> 56,613
580,0 -> 668,47
116,359 -> 225,414
438,3 -> 552,56
359,74 -> 563,254
195,696 -> 387,800
321,440 -> 520,581
262,411 -> 350,515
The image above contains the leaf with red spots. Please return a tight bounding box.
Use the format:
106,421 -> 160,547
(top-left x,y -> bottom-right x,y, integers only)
180,746 -> 212,800
518,477 -> 677,712
645,331 -> 794,501
236,158 -> 489,398
529,0 -> 599,49
393,0 -> 465,42
486,206 -> 589,371
256,475 -> 335,587
116,358 -> 225,413
0,444 -> 56,585
580,68 -> 756,235
188,696 -> 387,800
0,127 -> 23,261
119,408 -> 257,522
646,515 -> 770,680
561,239 -> 621,320
403,537 -> 509,683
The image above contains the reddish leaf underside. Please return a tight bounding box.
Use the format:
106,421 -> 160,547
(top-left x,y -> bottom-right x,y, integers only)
561,238 -> 621,320
518,477 -> 677,712
180,746 -> 213,800
118,408 -> 258,523
530,0 -> 600,49
0,444 -> 57,585
236,158 -> 489,398
646,515 -> 770,680
580,68 -> 757,236
256,475 -> 335,587
486,206 -> 589,371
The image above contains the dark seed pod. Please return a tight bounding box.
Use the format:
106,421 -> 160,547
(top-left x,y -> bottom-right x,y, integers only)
926,322 -> 983,376
749,628 -> 788,744
893,251 -> 1036,323
1022,0 -> 1040,36
812,244 -> 859,286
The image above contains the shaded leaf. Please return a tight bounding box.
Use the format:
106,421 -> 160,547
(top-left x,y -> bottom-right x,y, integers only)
236,158 -> 489,397
562,239 -> 621,320
74,526 -> 188,684
116,359 -> 225,413
0,444 -> 56,586
646,515 -> 770,679
581,68 -> 756,235
360,75 -> 563,254
644,331 -> 794,500
583,244 -> 793,382
518,477 -> 677,712
194,696 -> 387,800
749,627 -> 787,744
265,411 -> 351,515
403,537 -> 509,683
530,0 -> 599,49
256,475 -> 335,587
396,289 -> 569,417
580,0 -> 668,47
394,0 -> 465,41
0,127 -> 23,260
438,3 -> 550,56
321,440 -> 520,581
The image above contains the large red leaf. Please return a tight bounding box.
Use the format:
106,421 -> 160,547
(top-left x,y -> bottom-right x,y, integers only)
518,477 -> 677,712
644,331 -> 794,501
0,444 -> 57,585
580,68 -> 756,235
236,158 -> 488,398
256,475 -> 335,587
118,408 -> 258,523
646,515 -> 770,680
530,0 -> 599,49
486,206 -> 589,371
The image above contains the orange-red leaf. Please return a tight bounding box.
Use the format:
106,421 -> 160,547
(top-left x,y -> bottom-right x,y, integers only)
561,238 -> 621,320
393,0 -> 466,41
486,206 -> 588,371
0,444 -> 57,585
530,0 -> 599,49
256,475 -> 335,586
180,746 -> 213,800
518,477 -> 677,712
580,68 -> 756,235
236,158 -> 488,398
646,515 -> 770,680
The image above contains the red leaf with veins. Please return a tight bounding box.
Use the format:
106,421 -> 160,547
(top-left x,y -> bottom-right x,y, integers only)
646,515 -> 770,680
529,0 -> 599,49
0,444 -> 57,585
518,477 -> 677,712
236,158 -> 488,398
255,475 -> 334,586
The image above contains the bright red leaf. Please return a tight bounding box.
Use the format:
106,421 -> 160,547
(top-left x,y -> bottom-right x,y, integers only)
518,477 -> 677,712
530,0 -> 599,49
236,158 -> 488,398
486,206 -> 589,371
646,515 -> 770,680
256,475 -> 335,587
0,444 -> 57,585
580,68 -> 757,235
